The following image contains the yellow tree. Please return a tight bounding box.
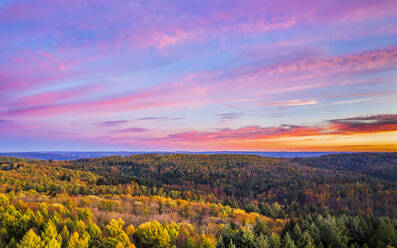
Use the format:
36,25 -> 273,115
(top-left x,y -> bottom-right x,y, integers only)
41,221 -> 62,248
17,229 -> 43,248
134,220 -> 171,248
105,218 -> 131,247
66,232 -> 89,248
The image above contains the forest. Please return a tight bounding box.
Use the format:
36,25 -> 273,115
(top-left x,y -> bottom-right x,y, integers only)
0,153 -> 396,248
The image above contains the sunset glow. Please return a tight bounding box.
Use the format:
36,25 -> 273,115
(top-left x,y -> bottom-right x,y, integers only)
1,0 -> 397,151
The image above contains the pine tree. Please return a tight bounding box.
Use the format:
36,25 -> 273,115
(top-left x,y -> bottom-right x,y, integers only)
228,239 -> 236,248
269,233 -> 281,248
303,232 -> 315,248
255,235 -> 270,248
60,226 -> 69,247
7,237 -> 17,248
282,233 -> 297,248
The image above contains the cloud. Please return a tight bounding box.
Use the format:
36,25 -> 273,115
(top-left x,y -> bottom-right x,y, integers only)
3,44 -> 395,119
225,45 -> 397,91
2,0 -> 396,51
1,0 -> 396,152
12,84 -> 103,108
160,114 -> 397,144
0,78 -> 209,118
260,99 -> 318,107
91,114 -> 397,152
217,112 -> 243,120
112,127 -> 147,133
136,117 -> 184,121
98,120 -> 129,127
166,124 -> 322,142
329,114 -> 397,134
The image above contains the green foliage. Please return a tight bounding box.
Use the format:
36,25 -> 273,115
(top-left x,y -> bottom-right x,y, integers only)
269,233 -> 281,248
302,232 -> 315,248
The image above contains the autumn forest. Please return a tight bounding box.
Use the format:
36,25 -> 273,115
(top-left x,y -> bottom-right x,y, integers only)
0,153 -> 396,248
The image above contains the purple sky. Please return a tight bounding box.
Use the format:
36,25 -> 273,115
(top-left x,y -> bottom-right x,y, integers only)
1,0 -> 397,152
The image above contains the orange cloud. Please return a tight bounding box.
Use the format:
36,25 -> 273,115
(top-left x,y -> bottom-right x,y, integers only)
143,114 -> 397,151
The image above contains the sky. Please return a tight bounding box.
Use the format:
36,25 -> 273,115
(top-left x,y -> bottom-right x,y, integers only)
0,0 -> 397,152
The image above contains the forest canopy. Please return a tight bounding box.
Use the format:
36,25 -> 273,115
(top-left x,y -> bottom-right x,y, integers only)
0,153 -> 396,247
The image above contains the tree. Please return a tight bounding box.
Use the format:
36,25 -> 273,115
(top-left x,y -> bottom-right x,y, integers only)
60,226 -> 70,246
269,233 -> 280,248
66,232 -> 89,248
105,219 -> 131,247
17,229 -> 43,248
134,220 -> 171,248
254,220 -> 270,236
282,233 -> 296,248
7,237 -> 17,248
41,221 -> 61,248
303,232 -> 315,248
126,224 -> 136,240
371,218 -> 397,247
255,235 -> 270,248
200,234 -> 216,248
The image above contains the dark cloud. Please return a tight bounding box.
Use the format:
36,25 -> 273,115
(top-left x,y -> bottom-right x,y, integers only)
329,114 -> 397,133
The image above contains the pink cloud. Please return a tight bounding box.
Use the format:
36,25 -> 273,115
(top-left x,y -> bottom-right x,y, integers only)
0,78 -> 209,118
13,84 -> 103,107
1,45 -> 396,119
2,0 -> 396,51
260,99 -> 318,107
204,45 -> 397,95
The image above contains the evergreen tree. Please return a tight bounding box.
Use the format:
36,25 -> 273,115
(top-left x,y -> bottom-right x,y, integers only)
255,235 -> 270,248
303,232 -> 315,248
60,226 -> 69,248
282,233 -> 296,248
269,233 -> 281,248
7,237 -> 17,248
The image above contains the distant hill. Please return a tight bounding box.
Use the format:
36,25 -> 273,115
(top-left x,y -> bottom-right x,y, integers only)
0,151 -> 344,160
64,153 -> 397,216
293,152 -> 397,182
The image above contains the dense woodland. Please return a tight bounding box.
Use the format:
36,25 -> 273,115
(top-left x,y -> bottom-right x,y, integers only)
0,153 -> 396,247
